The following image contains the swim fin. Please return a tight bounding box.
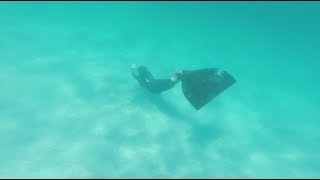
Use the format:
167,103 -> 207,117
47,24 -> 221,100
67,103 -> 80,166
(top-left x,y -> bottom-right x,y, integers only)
180,68 -> 236,110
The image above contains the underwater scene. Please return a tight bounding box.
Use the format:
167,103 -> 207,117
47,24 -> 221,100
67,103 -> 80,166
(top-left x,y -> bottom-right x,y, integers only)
0,1 -> 320,178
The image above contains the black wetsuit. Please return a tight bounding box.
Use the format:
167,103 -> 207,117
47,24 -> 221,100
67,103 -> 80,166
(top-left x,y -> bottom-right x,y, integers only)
132,65 -> 237,110
132,66 -> 180,94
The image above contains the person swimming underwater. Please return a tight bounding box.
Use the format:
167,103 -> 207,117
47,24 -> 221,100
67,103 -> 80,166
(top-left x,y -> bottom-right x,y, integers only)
131,64 -> 236,110
131,64 -> 186,94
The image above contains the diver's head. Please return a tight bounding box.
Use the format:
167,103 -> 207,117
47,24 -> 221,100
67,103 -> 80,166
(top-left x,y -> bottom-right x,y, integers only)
131,64 -> 140,77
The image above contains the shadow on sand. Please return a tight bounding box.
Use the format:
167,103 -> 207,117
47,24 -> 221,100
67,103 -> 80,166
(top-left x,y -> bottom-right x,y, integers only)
131,87 -> 223,147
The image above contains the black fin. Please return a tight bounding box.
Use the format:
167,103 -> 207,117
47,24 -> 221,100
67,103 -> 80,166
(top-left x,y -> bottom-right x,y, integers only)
181,68 -> 236,110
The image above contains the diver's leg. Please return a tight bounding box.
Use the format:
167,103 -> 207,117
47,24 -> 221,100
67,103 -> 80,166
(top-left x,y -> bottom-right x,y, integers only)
132,64 -> 180,93
146,78 -> 179,94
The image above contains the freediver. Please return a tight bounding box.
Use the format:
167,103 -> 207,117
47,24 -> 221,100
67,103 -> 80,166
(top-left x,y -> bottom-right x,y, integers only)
131,64 -> 236,110
131,64 -> 186,94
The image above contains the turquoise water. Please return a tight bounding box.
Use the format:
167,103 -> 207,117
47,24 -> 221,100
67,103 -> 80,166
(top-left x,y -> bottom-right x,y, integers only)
1,2 -> 320,178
